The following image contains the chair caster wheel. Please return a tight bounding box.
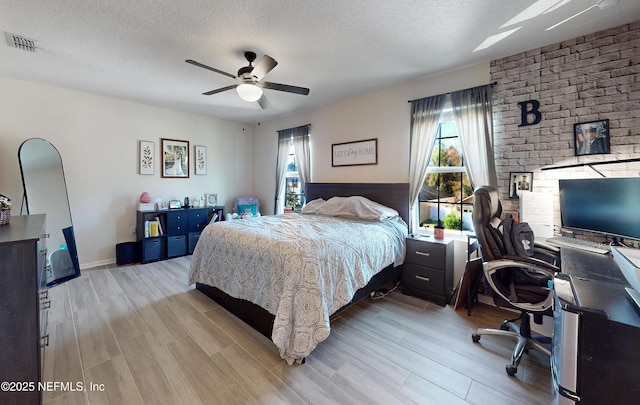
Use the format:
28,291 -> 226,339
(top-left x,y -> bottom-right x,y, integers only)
506,365 -> 517,376
472,334 -> 481,343
500,324 -> 510,331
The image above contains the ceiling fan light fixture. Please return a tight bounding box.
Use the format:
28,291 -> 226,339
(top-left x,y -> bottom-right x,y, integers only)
236,83 -> 263,102
597,0 -> 618,9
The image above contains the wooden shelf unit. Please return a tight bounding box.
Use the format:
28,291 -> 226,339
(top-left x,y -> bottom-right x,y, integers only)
136,206 -> 224,263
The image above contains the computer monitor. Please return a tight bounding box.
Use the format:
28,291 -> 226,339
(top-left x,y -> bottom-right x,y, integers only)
558,177 -> 640,242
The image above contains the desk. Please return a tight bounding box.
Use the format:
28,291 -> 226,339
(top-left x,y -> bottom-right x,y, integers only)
552,247 -> 640,405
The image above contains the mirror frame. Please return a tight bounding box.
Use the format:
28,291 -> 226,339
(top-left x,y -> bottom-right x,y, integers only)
19,138 -> 80,286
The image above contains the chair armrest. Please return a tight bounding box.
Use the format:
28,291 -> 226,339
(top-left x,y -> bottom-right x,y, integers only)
501,255 -> 559,274
533,241 -> 561,267
483,258 -> 557,313
534,239 -> 559,253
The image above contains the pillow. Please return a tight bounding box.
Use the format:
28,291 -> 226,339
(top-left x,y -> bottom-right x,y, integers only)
300,198 -> 325,214
237,203 -> 258,216
317,196 -> 399,221
230,212 -> 256,220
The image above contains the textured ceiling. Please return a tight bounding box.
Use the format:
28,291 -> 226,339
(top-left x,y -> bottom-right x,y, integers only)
1,0 -> 639,124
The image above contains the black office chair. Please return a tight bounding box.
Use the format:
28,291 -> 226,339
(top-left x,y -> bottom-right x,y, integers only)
470,185 -> 560,376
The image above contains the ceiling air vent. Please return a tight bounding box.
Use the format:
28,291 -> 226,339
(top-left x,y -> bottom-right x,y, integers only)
5,32 -> 37,52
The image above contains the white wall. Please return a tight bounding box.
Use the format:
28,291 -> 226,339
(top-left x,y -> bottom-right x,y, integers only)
0,62 -> 489,268
253,62 -> 491,215
0,75 -> 253,268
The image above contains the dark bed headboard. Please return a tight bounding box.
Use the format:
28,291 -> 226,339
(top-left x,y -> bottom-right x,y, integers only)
305,182 -> 410,227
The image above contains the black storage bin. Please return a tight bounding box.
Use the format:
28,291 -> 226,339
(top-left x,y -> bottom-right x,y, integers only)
116,241 -> 140,265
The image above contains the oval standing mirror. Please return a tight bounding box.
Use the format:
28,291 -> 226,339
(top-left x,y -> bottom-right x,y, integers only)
19,138 -> 80,286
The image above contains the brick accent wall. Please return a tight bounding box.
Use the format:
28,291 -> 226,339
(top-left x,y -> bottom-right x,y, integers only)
491,21 -> 640,242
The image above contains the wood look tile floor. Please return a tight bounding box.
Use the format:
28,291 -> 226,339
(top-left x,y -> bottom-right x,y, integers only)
43,257 -> 552,405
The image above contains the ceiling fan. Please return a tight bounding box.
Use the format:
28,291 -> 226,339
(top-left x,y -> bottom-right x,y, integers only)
186,51 -> 310,109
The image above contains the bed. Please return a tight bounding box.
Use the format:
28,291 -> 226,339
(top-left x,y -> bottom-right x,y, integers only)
188,182 -> 409,364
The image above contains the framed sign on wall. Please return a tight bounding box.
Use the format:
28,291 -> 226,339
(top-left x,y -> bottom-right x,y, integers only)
331,138 -> 377,167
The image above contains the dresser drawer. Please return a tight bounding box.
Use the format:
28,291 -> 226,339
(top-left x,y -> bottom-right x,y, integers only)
166,212 -> 187,235
188,231 -> 201,254
142,237 -> 166,262
403,263 -> 445,295
187,209 -> 210,232
167,234 -> 188,257
405,238 -> 446,268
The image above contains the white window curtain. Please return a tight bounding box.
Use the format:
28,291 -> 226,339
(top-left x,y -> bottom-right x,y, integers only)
292,128 -> 311,195
450,85 -> 497,189
408,95 -> 447,234
274,124 -> 310,214
274,132 -> 290,214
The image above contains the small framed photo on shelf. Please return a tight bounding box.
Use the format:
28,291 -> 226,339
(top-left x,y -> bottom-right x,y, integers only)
204,193 -> 218,207
509,171 -> 533,199
194,145 -> 206,175
574,119 -> 610,156
161,138 -> 189,178
155,201 -> 168,210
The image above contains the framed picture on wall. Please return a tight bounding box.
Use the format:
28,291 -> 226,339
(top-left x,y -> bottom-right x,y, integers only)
574,119 -> 610,156
332,138 -> 377,167
161,138 -> 189,178
194,145 -> 206,175
138,140 -> 154,175
509,171 -> 533,199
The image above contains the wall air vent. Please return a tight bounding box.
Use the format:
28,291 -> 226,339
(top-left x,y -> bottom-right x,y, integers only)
5,32 -> 37,52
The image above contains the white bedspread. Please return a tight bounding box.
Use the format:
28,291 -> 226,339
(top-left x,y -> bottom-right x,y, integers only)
188,213 -> 407,364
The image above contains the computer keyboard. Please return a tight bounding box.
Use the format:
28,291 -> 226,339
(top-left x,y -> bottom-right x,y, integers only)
546,236 -> 611,254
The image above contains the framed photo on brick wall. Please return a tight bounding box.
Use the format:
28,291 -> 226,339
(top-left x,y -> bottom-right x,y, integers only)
509,171 -> 533,199
574,119 -> 610,156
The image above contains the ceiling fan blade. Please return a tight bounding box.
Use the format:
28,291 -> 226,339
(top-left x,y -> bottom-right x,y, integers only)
250,55 -> 278,81
202,84 -> 237,96
257,94 -> 271,109
186,59 -> 236,79
261,81 -> 310,95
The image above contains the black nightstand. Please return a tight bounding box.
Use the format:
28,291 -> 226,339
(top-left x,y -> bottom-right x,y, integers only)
402,235 -> 454,306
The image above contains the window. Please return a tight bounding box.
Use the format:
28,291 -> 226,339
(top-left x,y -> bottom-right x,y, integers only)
285,141 -> 304,210
419,111 -> 474,232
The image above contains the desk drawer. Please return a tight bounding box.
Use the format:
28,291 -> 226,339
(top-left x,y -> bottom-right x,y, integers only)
405,239 -> 446,268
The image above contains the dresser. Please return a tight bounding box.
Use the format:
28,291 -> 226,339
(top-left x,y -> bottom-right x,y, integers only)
137,206 -> 224,263
0,214 -> 49,405
402,236 -> 454,306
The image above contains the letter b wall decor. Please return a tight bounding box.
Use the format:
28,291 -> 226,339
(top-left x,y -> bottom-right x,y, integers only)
518,100 -> 542,127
